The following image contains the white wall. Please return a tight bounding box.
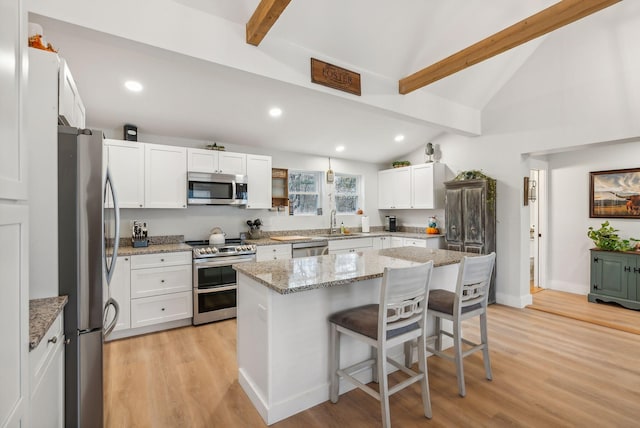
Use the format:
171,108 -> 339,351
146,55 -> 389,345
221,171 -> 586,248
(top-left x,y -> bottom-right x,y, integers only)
547,139 -> 640,294
103,129 -> 383,240
404,2 -> 640,307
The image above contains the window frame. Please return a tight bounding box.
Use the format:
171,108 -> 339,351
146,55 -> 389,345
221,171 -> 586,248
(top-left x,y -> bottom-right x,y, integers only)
288,170 -> 323,216
334,172 -> 362,215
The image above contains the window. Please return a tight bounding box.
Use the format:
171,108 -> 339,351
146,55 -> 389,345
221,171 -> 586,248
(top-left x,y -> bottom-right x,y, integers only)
335,173 -> 361,214
289,171 -> 322,215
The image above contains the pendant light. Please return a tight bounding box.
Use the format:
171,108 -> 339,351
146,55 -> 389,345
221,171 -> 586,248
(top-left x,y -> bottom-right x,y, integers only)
326,157 -> 334,183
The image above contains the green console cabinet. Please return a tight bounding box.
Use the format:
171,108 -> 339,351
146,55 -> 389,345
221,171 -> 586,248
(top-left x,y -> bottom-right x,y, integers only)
589,249 -> 640,310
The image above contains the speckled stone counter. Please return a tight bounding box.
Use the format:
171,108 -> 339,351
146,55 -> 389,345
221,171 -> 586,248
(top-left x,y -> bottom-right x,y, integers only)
246,231 -> 444,246
234,247 -> 473,294
29,296 -> 68,351
115,242 -> 192,256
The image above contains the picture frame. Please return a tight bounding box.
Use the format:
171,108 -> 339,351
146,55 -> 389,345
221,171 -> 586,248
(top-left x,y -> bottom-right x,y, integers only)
590,168 -> 640,218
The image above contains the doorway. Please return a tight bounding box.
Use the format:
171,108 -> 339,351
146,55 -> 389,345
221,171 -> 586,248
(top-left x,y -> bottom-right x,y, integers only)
529,169 -> 545,294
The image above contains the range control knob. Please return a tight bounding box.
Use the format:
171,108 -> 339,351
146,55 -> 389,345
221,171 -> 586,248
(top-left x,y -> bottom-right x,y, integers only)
194,249 -> 201,256
212,247 -> 219,253
205,247 -> 212,254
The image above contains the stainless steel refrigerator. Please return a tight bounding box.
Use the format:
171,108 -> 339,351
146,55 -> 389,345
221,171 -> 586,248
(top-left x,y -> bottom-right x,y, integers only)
58,126 -> 120,428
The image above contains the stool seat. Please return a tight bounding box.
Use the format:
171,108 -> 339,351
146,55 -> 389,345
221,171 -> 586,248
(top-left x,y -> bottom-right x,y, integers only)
328,304 -> 420,340
428,289 -> 481,315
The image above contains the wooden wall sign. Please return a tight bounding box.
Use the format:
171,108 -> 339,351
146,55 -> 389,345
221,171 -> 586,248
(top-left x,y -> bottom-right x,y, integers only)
311,58 -> 361,96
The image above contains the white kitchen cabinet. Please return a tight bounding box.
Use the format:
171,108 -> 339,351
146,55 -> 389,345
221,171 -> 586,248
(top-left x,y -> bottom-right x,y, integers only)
58,58 -> 85,128
378,167 -> 411,209
328,237 -> 374,254
187,148 -> 247,175
372,236 -> 391,250
411,163 -> 445,209
390,237 -> 404,248
131,291 -> 193,329
105,139 -> 145,208
104,256 -> 131,334
0,204 -> 29,427
256,244 -> 292,261
128,251 -> 193,329
30,312 -> 65,428
1,5 -> 29,425
378,164 -> 445,210
246,154 -> 272,209
131,264 -> 192,298
403,238 -> 428,248
145,143 -> 187,208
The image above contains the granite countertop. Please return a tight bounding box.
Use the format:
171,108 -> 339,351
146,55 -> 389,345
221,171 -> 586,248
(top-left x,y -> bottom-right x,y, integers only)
115,242 -> 192,256
29,296 -> 68,351
107,235 -> 191,256
234,247 -> 474,294
246,231 -> 444,246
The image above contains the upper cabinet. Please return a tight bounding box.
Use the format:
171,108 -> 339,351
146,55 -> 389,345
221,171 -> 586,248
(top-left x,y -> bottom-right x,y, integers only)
105,139 -> 145,208
246,154 -> 272,209
145,144 -> 187,209
411,163 -> 445,209
378,167 -> 411,209
378,163 -> 444,209
187,148 -> 246,175
105,140 -> 187,209
58,58 -> 85,128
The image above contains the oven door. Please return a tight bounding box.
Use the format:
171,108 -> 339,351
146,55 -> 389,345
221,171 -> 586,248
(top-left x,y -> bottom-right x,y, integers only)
192,255 -> 254,325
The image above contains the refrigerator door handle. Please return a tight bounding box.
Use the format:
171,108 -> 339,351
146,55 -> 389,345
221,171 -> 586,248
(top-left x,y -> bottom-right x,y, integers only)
104,167 -> 120,285
103,297 -> 119,337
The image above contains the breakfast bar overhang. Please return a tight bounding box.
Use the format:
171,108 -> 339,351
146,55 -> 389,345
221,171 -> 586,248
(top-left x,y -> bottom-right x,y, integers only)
234,247 -> 475,425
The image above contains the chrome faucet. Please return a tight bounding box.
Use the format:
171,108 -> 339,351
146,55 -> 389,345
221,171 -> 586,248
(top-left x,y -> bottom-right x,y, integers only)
330,209 -> 337,234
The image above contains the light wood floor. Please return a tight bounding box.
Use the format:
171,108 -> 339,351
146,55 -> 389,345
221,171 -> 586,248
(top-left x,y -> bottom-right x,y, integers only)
104,305 -> 640,427
529,289 -> 640,335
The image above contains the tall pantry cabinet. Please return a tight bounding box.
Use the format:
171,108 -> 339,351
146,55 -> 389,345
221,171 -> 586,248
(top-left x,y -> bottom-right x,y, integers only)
0,1 -> 29,426
444,179 -> 496,303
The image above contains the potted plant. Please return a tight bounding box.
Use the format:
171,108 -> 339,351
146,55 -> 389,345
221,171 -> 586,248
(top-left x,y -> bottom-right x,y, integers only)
587,221 -> 638,251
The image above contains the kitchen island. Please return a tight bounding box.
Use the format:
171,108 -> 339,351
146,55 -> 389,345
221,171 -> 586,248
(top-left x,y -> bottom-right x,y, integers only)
234,247 -> 473,425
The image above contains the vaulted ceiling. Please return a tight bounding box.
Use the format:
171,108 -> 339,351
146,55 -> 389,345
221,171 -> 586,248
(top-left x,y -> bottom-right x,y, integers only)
28,0 -> 624,163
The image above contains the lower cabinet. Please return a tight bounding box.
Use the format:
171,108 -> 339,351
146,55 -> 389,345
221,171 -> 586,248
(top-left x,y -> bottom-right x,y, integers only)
256,244 -> 292,261
131,291 -> 193,328
589,249 -> 640,310
372,236 -> 390,250
30,312 -> 65,428
328,237 -> 373,254
105,251 -> 193,340
389,236 -> 443,249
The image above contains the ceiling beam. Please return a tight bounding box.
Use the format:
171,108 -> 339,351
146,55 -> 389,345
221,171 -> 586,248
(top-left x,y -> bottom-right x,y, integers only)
399,0 -> 621,94
246,0 -> 292,46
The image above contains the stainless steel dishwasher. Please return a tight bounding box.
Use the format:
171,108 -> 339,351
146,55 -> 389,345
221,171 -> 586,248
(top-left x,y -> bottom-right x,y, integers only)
292,240 -> 329,258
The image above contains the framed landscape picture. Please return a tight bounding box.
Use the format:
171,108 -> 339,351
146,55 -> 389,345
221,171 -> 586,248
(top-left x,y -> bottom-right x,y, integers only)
590,168 -> 640,218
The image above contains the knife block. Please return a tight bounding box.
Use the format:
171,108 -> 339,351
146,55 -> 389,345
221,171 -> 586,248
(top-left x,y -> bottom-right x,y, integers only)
132,238 -> 149,248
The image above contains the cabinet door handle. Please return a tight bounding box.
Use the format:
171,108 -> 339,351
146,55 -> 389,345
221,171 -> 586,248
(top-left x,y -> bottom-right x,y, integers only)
161,279 -> 165,283
48,336 -> 58,344
624,266 -> 631,272
593,284 -> 599,290
634,267 -> 639,273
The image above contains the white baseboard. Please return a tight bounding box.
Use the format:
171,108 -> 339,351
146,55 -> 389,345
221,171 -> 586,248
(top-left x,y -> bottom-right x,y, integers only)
104,318 -> 192,341
496,292 -> 532,308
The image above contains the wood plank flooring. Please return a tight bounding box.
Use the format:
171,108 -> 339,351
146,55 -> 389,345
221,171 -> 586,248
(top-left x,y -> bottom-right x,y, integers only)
528,289 -> 640,335
104,305 -> 640,427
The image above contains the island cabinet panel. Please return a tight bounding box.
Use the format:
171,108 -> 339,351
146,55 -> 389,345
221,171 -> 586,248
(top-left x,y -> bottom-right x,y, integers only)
589,250 -> 640,310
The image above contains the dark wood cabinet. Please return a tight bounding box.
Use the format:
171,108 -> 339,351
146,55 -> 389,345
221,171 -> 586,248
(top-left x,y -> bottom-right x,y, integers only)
444,179 -> 496,302
589,249 -> 640,310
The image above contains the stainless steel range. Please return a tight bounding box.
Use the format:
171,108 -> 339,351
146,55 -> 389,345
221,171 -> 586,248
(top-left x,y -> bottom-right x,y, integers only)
187,239 -> 256,325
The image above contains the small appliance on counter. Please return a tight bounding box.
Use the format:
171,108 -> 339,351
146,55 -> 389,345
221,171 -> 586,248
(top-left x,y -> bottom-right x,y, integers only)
131,220 -> 148,247
384,215 -> 397,232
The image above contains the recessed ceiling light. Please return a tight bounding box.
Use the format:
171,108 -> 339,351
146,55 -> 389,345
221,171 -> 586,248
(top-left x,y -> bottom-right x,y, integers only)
335,146 -> 345,152
124,80 -> 143,92
269,107 -> 283,118
394,134 -> 405,142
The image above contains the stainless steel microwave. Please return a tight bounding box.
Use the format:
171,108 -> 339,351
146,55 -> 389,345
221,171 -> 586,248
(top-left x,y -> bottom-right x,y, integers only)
187,172 -> 248,205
